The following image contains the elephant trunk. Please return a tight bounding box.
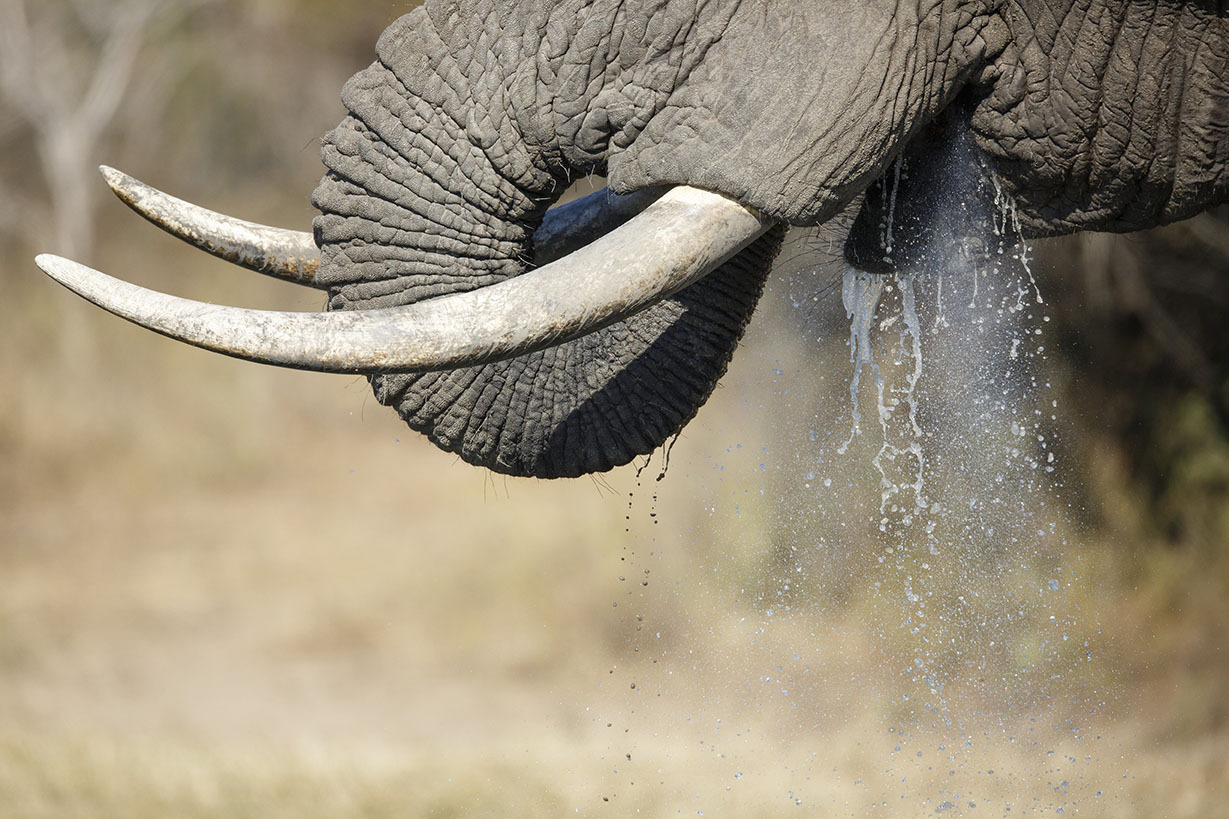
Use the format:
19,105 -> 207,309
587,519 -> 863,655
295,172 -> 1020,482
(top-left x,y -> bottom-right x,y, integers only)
309,6 -> 784,478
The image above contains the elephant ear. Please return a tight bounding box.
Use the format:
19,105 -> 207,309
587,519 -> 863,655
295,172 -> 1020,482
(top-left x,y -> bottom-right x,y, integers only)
311,18 -> 782,479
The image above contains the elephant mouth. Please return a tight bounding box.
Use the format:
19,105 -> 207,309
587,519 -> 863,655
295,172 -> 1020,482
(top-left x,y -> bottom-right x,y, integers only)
35,168 -> 774,374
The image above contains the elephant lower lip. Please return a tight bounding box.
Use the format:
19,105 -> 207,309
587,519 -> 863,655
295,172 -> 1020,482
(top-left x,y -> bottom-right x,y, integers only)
532,186 -> 669,266
98,165 -> 667,292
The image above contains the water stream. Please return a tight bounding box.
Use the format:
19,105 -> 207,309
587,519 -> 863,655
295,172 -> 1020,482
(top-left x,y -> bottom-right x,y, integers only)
607,137 -> 1111,814
807,149 -> 1103,809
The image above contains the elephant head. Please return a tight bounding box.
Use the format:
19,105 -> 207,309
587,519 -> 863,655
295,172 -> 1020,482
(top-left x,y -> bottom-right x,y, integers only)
37,0 -> 1228,478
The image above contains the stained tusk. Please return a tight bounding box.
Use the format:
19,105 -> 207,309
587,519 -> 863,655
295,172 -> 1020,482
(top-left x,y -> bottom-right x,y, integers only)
102,166 -> 665,286
100,165 -> 323,287
36,186 -> 773,374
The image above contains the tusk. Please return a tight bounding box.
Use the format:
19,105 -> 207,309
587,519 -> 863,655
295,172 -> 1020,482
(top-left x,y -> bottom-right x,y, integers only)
102,165 -> 661,285
36,186 -> 773,374
100,165 -> 323,287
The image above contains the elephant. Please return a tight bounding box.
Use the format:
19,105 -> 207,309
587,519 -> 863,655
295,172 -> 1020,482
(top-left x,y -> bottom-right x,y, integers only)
36,0 -> 1228,479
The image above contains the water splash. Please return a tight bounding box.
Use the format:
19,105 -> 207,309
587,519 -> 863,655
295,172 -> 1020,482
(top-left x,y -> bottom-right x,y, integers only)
876,271 -> 927,518
881,156 -> 905,264
604,126 -> 1105,816
839,267 -> 929,517
992,176 -> 1043,308
828,136 -> 1091,751
837,267 -> 885,455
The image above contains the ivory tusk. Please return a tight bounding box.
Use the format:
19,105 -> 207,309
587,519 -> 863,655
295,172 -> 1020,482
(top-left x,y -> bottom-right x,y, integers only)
102,165 -> 666,287
37,186 -> 773,374
100,165 -> 324,287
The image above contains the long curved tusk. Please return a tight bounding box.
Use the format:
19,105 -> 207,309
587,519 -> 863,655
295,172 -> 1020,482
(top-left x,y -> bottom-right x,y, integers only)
100,165 -> 324,287
102,165 -> 663,285
37,186 -> 773,374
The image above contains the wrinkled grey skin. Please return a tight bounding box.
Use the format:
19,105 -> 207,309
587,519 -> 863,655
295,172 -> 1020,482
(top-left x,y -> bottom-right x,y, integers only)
310,0 -> 1228,479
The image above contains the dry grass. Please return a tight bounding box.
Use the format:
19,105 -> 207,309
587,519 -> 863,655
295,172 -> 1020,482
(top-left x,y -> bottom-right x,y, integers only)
2,215 -> 1228,817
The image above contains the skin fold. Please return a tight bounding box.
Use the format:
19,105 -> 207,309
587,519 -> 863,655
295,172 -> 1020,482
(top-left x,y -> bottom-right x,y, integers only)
304,1 -> 1224,477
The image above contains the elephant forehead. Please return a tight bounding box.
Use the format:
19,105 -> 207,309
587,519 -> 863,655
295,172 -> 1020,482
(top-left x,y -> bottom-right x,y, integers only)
607,0 -> 1001,225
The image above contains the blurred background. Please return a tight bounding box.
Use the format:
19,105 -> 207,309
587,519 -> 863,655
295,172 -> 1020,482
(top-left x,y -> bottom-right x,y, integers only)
1,1 -> 1226,816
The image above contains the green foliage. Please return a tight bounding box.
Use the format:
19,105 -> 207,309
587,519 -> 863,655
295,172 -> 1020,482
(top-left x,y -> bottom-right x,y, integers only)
1040,212 -> 1229,550
1148,388 -> 1229,545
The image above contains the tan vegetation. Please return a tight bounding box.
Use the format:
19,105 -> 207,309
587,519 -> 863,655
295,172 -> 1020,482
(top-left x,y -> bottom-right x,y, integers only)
1,2 -> 1227,816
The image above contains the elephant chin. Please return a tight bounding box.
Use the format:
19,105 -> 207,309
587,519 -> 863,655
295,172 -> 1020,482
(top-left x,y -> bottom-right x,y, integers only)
310,34 -> 784,478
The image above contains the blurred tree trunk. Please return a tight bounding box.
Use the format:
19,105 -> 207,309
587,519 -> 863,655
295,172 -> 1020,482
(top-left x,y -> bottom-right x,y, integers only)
0,0 -> 185,365
0,0 -> 168,259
